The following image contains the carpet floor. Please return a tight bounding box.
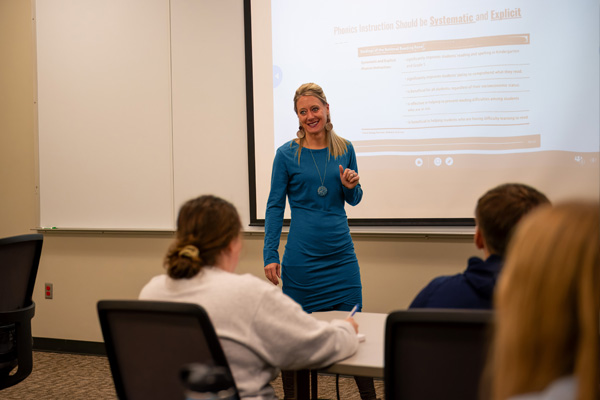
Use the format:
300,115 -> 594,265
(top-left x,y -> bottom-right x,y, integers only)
1,351 -> 384,399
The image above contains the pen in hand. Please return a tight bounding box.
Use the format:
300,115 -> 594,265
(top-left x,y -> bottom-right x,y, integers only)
346,304 -> 360,334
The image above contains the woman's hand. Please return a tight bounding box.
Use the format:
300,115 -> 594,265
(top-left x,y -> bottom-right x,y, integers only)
264,263 -> 281,285
339,165 -> 360,189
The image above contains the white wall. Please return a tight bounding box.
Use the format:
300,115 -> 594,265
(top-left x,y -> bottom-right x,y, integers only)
1,0 -> 476,342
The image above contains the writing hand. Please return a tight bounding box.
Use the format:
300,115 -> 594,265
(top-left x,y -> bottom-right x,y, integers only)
264,262 -> 281,285
339,165 -> 359,189
345,316 -> 359,333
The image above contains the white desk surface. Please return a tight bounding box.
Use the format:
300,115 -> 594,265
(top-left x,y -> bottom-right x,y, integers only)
312,311 -> 387,378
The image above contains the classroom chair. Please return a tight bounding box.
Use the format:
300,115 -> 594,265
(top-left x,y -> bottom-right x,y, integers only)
97,300 -> 240,400
0,233 -> 43,390
384,309 -> 493,400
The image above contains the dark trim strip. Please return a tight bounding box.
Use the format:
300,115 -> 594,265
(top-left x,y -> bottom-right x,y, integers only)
33,337 -> 106,356
243,0 -> 258,227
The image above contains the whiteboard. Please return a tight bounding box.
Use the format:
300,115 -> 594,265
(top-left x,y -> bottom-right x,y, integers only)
170,0 -> 251,228
35,0 -> 251,230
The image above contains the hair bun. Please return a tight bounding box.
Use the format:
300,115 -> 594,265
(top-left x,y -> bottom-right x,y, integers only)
178,245 -> 200,261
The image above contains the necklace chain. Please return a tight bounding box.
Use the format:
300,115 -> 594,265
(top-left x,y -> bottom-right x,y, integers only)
309,149 -> 328,197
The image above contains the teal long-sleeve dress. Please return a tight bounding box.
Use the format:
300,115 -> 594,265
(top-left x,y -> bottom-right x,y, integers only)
263,140 -> 363,313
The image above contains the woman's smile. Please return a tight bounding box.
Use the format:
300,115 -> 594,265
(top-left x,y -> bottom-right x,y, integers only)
296,95 -> 329,136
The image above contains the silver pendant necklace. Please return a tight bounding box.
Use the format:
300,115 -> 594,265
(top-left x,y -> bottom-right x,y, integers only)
309,149 -> 328,197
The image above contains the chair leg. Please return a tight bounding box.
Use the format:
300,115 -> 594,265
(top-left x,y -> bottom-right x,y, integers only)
281,369 -> 310,400
282,370 -> 296,399
310,370 -> 318,399
354,376 -> 378,400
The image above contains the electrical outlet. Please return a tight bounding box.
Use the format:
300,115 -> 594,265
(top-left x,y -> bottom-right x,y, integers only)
45,283 -> 53,299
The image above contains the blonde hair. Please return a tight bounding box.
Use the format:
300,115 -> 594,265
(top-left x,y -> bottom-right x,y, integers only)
488,201 -> 599,400
292,82 -> 349,163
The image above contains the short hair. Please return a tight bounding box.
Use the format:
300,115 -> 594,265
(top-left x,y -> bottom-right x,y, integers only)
475,183 -> 550,257
164,195 -> 241,279
489,201 -> 599,400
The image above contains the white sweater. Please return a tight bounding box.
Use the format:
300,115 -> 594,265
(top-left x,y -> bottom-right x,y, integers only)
509,376 -> 576,400
139,267 -> 359,400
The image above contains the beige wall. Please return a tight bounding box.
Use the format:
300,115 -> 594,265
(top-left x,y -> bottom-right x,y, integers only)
1,1 -> 476,342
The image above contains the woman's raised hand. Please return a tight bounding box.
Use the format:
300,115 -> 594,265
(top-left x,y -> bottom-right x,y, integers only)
339,165 -> 360,189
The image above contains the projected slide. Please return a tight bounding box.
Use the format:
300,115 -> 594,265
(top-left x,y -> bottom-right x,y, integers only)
251,0 -> 599,223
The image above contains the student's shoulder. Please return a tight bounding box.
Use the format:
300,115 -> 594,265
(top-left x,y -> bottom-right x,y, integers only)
231,272 -> 279,292
427,273 -> 465,290
409,273 -> 466,308
138,274 -> 168,298
143,273 -> 169,287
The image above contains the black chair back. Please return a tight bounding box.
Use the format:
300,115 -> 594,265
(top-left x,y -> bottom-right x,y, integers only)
0,233 -> 43,390
97,300 -> 240,400
385,309 -> 493,400
0,234 -> 43,311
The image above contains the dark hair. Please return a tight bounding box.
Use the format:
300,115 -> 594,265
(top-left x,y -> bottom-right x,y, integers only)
475,183 -> 550,257
164,195 -> 242,279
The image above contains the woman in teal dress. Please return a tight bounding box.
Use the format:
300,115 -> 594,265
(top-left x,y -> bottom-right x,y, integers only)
263,82 -> 363,311
263,83 -> 377,399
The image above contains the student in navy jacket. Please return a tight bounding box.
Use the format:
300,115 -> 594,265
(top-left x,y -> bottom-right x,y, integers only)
409,183 -> 550,310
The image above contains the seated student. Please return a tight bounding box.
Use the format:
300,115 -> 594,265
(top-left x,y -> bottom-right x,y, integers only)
486,201 -> 599,400
409,183 -> 549,309
139,195 -> 360,400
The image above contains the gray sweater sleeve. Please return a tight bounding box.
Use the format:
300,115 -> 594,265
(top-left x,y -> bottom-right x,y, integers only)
246,284 -> 359,370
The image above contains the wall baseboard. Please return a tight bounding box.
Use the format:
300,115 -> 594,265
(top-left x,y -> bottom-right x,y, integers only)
33,337 -> 106,356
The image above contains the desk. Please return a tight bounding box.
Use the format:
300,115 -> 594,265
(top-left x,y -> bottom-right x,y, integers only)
313,311 -> 386,378
292,311 -> 387,400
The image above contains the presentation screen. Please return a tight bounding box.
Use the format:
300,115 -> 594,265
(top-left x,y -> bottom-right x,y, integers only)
248,0 -> 599,225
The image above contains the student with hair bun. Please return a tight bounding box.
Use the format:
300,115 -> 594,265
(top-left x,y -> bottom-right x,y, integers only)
140,195 -> 360,400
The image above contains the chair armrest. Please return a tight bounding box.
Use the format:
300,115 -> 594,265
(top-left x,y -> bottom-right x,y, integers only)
0,303 -> 35,325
